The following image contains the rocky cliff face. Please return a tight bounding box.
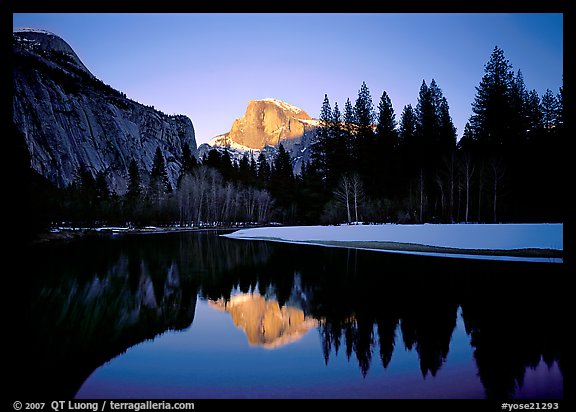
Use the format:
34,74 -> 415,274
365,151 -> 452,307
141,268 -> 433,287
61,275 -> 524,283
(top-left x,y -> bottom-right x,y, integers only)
226,98 -> 315,149
201,98 -> 318,174
12,29 -> 197,193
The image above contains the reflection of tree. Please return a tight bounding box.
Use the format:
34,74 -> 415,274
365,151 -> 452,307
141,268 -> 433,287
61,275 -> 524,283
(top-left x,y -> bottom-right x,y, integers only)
401,299 -> 458,378
460,264 -> 569,400
354,316 -> 375,377
377,316 -> 397,369
310,248 -> 567,398
318,302 -> 457,378
310,248 -> 461,378
322,318 -> 376,377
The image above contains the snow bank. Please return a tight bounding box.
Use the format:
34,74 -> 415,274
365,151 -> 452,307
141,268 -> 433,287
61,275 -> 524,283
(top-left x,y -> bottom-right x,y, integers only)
224,223 -> 563,251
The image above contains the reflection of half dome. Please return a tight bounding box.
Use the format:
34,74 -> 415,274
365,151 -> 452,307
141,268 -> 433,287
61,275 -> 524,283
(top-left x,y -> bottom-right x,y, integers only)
209,293 -> 317,349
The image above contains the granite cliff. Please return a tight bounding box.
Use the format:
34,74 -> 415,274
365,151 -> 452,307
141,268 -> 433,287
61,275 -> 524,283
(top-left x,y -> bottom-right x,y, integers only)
226,98 -> 316,149
199,98 -> 318,174
13,28 -> 197,193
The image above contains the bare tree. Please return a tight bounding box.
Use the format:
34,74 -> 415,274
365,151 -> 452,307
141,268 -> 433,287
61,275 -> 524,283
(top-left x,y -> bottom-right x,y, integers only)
350,172 -> 364,223
220,181 -> 235,224
177,173 -> 195,226
206,168 -> 222,224
256,189 -> 272,223
243,186 -> 257,222
334,174 -> 352,223
192,165 -> 208,226
174,164 -> 273,227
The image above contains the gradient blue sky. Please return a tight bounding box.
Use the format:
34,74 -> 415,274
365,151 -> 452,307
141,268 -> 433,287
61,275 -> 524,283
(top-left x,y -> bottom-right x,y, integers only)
12,13 -> 563,145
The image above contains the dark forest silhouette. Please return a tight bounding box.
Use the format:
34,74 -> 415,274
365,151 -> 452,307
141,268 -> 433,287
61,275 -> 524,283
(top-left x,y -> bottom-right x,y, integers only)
19,46 -> 564,236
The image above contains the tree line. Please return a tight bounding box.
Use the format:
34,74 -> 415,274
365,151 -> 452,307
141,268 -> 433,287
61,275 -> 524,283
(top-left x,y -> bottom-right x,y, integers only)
26,143 -> 281,229
22,45 -> 563,233
306,45 -> 564,224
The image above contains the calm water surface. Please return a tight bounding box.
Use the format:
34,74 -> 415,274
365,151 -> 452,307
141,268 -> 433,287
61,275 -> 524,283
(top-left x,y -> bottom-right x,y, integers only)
12,231 -> 569,399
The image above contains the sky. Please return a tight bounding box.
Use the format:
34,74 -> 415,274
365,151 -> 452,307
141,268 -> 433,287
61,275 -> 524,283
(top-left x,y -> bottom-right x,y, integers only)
12,13 -> 563,146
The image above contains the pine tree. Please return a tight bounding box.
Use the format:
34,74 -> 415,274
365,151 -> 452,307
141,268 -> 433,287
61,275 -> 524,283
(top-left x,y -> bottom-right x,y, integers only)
343,97 -> 356,166
181,143 -> 197,175
458,122 -> 476,151
525,89 -> 543,140
556,86 -> 564,130
374,90 -> 398,197
125,159 -> 142,224
270,143 -> 294,212
95,171 -> 110,201
399,104 -> 417,197
399,104 -> 416,146
273,144 -> 293,181
438,97 -> 457,153
376,90 -> 398,150
238,152 -> 251,183
470,46 -> 515,148
312,94 -> 332,184
206,148 -> 222,170
343,98 -> 355,130
94,170 -> 112,224
414,80 -> 434,169
177,143 -> 197,192
220,150 -> 234,181
415,80 -> 438,145
414,79 -> 454,221
353,82 -> 375,184
257,152 -> 270,184
541,89 -> 559,131
249,154 -> 258,184
509,69 -> 529,144
70,164 -> 98,225
415,79 -> 454,157
149,146 -> 172,196
126,159 -> 142,199
330,102 -> 348,187
354,81 -> 374,129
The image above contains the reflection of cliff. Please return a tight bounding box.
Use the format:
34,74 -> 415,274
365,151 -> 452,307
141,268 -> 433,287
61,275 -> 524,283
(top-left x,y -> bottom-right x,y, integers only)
11,235 -> 199,399
209,274 -> 317,349
210,294 -> 317,348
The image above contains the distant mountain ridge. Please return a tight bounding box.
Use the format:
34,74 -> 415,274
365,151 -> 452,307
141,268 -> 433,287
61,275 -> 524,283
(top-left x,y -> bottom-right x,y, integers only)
12,28 -> 197,193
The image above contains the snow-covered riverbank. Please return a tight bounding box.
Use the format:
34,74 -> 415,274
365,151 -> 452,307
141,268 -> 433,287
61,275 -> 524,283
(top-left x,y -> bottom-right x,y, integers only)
223,223 -> 563,263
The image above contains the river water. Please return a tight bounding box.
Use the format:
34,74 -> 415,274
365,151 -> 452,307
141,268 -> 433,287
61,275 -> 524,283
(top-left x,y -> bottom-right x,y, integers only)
11,230 -> 568,399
